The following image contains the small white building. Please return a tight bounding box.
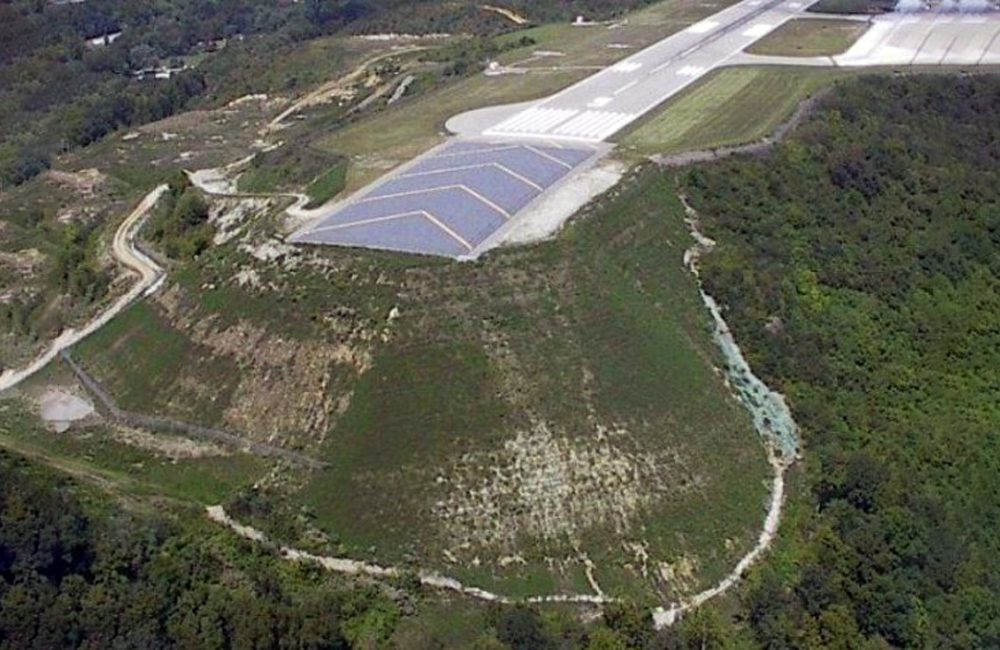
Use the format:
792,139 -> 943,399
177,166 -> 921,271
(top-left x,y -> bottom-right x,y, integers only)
86,31 -> 123,48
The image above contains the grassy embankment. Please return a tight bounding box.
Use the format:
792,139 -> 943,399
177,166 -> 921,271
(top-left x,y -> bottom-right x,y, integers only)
0,392 -> 265,507
295,169 -> 772,600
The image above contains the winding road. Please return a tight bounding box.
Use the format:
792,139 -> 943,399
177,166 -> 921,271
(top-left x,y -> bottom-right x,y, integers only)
0,184 -> 169,393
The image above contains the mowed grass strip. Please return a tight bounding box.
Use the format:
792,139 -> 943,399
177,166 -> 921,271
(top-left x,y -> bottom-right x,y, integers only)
747,18 -> 869,56
619,67 -> 851,156
304,161 -> 348,209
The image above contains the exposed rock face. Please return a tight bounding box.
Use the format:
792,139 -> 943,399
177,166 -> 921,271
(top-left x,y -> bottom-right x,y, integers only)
433,421 -> 695,554
46,168 -> 108,197
0,249 -> 45,279
188,319 -> 372,448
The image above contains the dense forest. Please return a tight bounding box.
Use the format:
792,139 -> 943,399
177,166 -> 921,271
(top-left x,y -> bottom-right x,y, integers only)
0,0 -> 653,191
685,74 -> 1000,647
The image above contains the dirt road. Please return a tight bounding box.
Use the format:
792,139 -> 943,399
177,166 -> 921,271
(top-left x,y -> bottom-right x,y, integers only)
0,184 -> 169,392
267,46 -> 427,132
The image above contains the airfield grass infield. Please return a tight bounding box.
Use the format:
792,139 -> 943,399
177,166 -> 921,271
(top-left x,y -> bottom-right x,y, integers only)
746,17 -> 870,57
619,66 -> 854,156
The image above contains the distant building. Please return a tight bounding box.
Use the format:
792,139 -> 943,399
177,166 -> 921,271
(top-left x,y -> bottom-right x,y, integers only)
86,31 -> 123,48
133,66 -> 188,81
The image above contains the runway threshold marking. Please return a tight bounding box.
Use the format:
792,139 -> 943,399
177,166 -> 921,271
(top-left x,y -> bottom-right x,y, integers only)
553,111 -> 633,139
489,107 -> 578,134
978,27 -> 1000,65
939,34 -> 959,64
909,24 -> 940,65
557,111 -> 609,135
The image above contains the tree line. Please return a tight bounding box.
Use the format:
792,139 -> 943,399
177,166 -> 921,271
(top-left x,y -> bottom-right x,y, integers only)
683,73 -> 1000,648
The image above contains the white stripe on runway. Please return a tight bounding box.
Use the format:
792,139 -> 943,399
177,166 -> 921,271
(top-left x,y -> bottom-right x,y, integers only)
399,162 -> 544,192
420,211 -> 474,251
552,111 -> 634,140
677,65 -> 705,77
309,211 -> 426,235
358,185 -> 510,218
742,23 -> 773,38
687,19 -> 719,34
610,61 -> 643,73
430,145 -> 520,159
614,80 -> 638,95
525,146 -> 573,169
589,113 -> 635,140
554,112 -> 608,137
485,107 -> 578,136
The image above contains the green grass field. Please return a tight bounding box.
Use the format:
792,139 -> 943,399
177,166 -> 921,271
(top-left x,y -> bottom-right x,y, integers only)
304,161 -> 348,208
746,18 -> 869,56
619,66 -> 853,156
0,399 -> 265,505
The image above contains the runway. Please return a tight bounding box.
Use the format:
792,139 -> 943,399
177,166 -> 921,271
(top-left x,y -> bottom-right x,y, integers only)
481,0 -> 814,142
